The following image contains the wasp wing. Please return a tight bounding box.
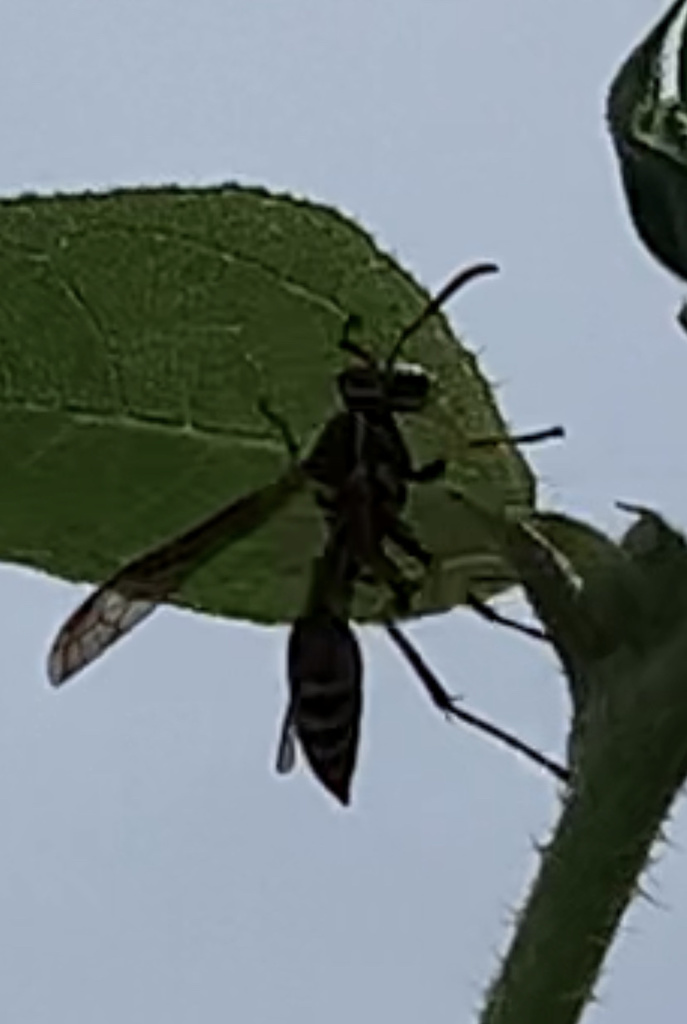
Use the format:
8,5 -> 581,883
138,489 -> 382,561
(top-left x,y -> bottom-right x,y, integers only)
47,588 -> 159,690
47,466 -> 306,687
275,700 -> 297,774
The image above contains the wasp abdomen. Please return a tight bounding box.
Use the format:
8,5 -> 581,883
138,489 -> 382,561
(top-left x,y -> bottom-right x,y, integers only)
287,612 -> 363,805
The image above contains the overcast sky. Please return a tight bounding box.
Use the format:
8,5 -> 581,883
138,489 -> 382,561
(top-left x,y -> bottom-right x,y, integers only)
1,1 -> 685,1022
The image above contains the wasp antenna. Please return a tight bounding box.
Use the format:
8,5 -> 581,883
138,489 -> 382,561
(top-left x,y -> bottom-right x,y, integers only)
340,338 -> 377,365
338,315 -> 376,366
385,260 -> 500,369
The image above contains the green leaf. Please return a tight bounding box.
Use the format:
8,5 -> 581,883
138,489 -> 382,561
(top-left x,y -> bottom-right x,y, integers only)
616,502 -> 687,635
531,511 -> 627,584
0,184 -> 535,624
606,0 -> 687,283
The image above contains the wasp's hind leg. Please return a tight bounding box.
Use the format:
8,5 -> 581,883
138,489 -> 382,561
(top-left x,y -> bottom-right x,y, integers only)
384,622 -> 461,718
338,314 -> 376,366
384,514 -> 434,569
362,545 -> 422,615
465,591 -> 548,642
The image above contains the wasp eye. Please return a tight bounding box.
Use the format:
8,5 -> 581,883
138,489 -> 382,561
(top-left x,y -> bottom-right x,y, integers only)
388,365 -> 433,410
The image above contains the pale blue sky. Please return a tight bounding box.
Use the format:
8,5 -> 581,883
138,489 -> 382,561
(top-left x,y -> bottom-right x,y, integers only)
0,1 -> 685,1022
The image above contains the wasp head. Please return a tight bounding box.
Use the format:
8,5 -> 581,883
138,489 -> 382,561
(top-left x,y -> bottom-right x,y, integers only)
337,314 -> 434,414
337,360 -> 433,414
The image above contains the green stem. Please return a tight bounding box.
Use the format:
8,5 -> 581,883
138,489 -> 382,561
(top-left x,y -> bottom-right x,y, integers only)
479,520 -> 687,1022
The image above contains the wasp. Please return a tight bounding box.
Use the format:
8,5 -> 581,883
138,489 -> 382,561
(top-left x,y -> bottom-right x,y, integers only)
47,261 -> 507,687
46,261 -> 563,802
272,367 -> 450,807
268,374 -> 563,803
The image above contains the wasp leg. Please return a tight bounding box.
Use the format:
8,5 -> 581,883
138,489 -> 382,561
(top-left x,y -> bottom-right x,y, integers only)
465,592 -> 548,642
339,314 -> 376,366
408,458 -> 446,484
468,426 -> 564,450
384,622 -> 460,716
384,622 -> 569,782
256,398 -> 301,459
364,546 -> 420,614
383,514 -> 434,568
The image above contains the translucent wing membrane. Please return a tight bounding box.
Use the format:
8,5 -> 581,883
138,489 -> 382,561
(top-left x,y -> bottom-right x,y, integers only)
47,588 -> 158,687
47,467 -> 305,687
275,701 -> 297,773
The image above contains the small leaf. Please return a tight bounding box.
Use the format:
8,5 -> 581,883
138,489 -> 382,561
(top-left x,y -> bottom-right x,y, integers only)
616,502 -> 687,634
607,0 -> 687,283
532,511 -> 627,586
0,184 -> 534,625
617,500 -> 687,562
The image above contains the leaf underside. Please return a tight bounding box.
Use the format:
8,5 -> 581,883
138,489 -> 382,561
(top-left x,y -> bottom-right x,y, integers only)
0,183 -> 535,624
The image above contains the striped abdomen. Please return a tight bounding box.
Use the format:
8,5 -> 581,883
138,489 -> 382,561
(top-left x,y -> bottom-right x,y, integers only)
287,611 -> 363,805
